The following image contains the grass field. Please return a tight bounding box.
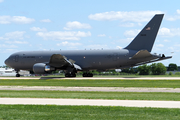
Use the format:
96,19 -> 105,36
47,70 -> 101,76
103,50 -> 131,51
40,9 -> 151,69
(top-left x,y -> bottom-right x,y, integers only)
0,79 -> 180,88
0,90 -> 180,101
1,78 -> 180,119
0,105 -> 180,120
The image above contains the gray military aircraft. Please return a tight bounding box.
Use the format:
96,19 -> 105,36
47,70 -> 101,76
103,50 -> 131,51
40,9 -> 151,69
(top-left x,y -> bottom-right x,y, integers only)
5,14 -> 172,77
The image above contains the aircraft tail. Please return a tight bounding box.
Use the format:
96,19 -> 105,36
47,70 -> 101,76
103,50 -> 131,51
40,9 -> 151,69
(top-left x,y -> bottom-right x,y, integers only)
124,14 -> 164,52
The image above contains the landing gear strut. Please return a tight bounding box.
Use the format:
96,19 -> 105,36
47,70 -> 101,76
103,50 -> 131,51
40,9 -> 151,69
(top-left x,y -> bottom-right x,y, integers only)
64,67 -> 77,77
82,73 -> 93,77
15,70 -> 20,77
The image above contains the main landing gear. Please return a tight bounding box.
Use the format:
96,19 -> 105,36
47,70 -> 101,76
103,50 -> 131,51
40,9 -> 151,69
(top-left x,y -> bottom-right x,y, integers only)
65,72 -> 76,77
64,72 -> 93,77
82,73 -> 93,77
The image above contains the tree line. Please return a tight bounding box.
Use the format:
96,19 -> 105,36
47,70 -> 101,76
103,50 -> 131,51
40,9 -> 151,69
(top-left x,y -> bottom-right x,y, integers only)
78,63 -> 178,75
122,63 -> 178,75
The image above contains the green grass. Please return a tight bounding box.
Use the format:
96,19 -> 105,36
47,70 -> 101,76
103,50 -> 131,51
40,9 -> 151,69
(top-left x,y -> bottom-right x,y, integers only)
1,79 -> 180,88
1,90 -> 180,101
0,105 -> 180,120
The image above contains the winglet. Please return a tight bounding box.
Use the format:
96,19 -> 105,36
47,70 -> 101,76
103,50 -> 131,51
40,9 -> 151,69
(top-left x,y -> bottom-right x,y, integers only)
125,14 -> 164,52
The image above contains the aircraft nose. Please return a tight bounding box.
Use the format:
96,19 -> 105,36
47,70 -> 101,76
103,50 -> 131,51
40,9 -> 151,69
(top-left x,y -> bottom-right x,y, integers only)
4,58 -> 9,66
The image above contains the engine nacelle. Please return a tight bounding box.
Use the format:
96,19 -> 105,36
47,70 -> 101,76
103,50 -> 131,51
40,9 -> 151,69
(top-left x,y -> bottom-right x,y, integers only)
33,63 -> 55,74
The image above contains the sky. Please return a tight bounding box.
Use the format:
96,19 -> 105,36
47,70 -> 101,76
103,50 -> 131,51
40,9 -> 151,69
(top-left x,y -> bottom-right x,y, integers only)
1,0 -> 180,66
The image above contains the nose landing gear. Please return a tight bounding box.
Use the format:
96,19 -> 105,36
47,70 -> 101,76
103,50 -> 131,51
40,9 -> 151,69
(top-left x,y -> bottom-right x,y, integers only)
16,74 -> 20,77
15,70 -> 20,77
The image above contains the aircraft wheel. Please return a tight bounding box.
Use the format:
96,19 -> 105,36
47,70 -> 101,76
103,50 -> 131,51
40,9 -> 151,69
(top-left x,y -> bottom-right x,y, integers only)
91,74 -> 93,77
89,73 -> 93,77
65,73 -> 70,77
16,74 -> 20,77
65,73 -> 76,77
72,73 -> 76,77
83,73 -> 87,77
70,73 -> 76,77
83,73 -> 93,77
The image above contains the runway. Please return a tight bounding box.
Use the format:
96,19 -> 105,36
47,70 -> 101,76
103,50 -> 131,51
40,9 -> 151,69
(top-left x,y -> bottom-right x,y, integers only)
0,98 -> 180,108
1,77 -> 180,80
1,86 -> 180,92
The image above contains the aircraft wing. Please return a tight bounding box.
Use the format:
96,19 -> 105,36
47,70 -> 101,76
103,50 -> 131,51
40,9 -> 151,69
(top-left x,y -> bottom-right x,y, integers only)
49,54 -> 82,70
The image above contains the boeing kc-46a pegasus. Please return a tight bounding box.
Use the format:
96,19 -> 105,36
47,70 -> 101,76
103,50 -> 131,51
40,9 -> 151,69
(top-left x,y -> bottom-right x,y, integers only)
5,14 -> 172,77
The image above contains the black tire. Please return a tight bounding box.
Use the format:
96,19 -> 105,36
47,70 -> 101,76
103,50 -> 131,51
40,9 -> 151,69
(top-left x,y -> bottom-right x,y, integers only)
83,73 -> 87,77
88,73 -> 93,77
90,73 -> 93,77
65,73 -> 69,77
65,73 -> 76,77
72,73 -> 76,77
16,74 -> 20,77
83,73 -> 93,77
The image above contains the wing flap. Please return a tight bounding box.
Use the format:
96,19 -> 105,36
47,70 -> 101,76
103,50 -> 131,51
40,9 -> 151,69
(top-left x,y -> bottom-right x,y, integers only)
74,64 -> 82,70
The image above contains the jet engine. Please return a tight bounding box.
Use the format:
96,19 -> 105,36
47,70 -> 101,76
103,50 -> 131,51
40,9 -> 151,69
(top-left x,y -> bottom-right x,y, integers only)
33,63 -> 55,74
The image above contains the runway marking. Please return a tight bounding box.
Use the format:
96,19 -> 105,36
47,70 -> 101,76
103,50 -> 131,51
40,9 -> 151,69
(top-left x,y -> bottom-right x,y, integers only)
0,86 -> 180,92
0,98 -> 180,108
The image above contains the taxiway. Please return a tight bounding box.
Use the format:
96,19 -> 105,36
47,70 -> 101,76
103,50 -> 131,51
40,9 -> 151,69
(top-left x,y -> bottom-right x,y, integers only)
0,86 -> 180,92
0,98 -> 180,108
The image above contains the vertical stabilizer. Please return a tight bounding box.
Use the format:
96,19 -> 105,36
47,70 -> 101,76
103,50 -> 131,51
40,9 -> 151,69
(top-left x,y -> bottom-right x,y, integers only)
124,14 -> 164,52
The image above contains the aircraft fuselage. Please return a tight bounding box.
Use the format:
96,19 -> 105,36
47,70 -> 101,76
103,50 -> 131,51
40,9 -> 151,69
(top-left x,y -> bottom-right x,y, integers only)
5,49 -> 140,71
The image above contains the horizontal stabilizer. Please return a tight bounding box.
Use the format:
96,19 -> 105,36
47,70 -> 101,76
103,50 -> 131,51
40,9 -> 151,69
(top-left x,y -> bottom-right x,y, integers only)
130,50 -> 152,59
121,55 -> 172,69
134,56 -> 172,66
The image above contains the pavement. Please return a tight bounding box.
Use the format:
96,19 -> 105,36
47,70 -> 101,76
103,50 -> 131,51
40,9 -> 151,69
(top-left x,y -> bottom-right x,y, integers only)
0,86 -> 180,92
0,98 -> 180,108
